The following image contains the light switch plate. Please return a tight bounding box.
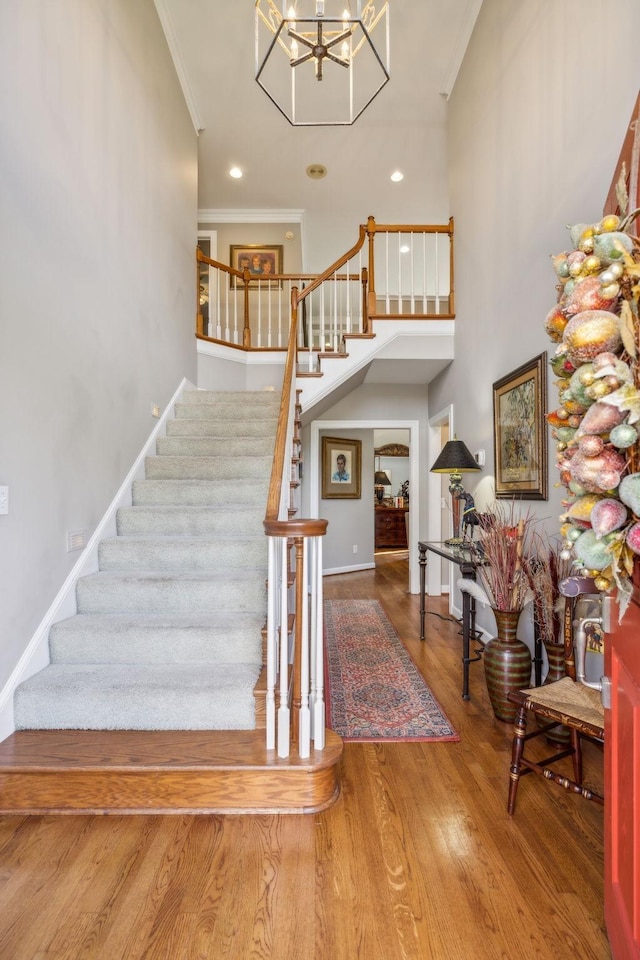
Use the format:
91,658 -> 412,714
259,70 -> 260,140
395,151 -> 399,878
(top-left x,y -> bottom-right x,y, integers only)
0,486 -> 8,515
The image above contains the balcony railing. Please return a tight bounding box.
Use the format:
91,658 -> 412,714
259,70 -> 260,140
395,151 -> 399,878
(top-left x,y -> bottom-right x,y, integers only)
196,216 -> 454,362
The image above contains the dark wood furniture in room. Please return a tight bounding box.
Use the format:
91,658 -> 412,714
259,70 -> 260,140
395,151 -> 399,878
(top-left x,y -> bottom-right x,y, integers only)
375,505 -> 408,549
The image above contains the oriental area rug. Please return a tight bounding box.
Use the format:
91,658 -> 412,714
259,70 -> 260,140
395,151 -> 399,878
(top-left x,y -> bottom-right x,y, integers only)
323,599 -> 459,742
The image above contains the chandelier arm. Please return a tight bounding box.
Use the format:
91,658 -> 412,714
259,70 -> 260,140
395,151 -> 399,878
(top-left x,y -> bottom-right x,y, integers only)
324,51 -> 349,68
323,28 -> 352,51
287,29 -> 316,51
290,51 -> 316,67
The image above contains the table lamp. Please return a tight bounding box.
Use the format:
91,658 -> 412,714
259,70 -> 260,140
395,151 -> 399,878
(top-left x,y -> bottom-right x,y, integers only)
430,438 -> 481,545
374,470 -> 392,503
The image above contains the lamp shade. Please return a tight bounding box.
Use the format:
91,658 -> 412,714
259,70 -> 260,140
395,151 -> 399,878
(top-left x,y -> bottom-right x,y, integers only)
374,471 -> 392,486
430,439 -> 480,474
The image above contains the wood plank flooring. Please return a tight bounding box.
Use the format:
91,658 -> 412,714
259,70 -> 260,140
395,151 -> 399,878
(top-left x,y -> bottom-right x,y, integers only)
0,553 -> 610,959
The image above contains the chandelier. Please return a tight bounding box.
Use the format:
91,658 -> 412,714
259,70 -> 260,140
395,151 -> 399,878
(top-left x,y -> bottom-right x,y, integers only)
255,1 -> 390,126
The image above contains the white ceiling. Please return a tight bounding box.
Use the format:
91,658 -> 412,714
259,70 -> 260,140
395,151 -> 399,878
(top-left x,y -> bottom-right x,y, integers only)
156,1 -> 482,217
156,0 -> 482,386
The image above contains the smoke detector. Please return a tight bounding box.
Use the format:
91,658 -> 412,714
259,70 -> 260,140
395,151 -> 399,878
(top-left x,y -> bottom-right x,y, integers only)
306,164 -> 327,180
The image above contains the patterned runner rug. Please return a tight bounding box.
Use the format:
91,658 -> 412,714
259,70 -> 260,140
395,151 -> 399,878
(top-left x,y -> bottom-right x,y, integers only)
324,599 -> 459,742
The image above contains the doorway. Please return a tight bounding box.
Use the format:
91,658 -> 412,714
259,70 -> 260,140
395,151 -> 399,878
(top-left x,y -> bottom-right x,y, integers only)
309,419 -> 421,594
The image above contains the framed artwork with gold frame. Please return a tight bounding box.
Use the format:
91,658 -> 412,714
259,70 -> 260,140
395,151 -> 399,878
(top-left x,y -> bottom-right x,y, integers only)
493,352 -> 548,500
321,436 -> 362,499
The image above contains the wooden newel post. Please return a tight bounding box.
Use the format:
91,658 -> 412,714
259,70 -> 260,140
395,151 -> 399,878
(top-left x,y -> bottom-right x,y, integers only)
367,215 -> 377,319
242,271 -> 251,348
361,267 -> 369,335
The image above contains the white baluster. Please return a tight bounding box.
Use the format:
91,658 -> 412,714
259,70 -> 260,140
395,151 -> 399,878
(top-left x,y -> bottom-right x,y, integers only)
313,536 -> 325,748
266,536 -> 277,750
299,537 -> 311,758
277,535 -> 290,758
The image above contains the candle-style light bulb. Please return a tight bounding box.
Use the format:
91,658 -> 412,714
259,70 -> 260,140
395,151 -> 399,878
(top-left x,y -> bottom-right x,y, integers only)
287,6 -> 296,30
341,40 -> 349,60
316,0 -> 325,16
290,39 -> 298,59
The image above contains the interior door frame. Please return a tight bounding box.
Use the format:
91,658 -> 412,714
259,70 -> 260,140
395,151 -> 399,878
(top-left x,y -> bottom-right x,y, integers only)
309,419 -> 420,593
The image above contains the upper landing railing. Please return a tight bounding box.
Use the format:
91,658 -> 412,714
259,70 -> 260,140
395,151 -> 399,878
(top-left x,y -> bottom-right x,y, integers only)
196,216 -> 454,361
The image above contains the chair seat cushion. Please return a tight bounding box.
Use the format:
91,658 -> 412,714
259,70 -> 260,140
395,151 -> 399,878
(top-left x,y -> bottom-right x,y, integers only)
517,676 -> 604,734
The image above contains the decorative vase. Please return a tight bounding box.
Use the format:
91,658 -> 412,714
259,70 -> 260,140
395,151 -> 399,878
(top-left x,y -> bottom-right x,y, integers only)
483,609 -> 532,723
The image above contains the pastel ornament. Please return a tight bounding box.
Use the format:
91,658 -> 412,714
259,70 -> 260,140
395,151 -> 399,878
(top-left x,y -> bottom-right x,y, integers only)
573,529 -> 613,571
568,447 -> 626,494
563,310 -> 622,364
562,275 -> 618,317
619,474 -> 640,516
567,493 -> 603,527
610,423 -> 638,449
590,498 -> 628,539
626,523 -> 640,556
576,400 -> 626,437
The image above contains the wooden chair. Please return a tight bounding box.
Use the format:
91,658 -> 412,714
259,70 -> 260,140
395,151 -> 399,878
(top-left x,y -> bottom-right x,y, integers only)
507,576 -> 606,814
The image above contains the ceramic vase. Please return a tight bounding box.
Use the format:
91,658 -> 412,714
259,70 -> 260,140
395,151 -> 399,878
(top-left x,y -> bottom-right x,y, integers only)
483,609 -> 532,723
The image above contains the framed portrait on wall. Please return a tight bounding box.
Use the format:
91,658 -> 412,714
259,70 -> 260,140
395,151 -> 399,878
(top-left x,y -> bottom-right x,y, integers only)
493,352 -> 548,500
229,244 -> 283,287
321,436 -> 362,499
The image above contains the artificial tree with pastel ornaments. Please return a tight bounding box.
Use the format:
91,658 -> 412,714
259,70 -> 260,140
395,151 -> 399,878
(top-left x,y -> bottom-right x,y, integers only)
545,208 -> 640,617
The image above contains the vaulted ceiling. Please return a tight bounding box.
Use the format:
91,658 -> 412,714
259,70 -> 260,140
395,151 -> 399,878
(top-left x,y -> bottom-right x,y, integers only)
156,0 -> 482,248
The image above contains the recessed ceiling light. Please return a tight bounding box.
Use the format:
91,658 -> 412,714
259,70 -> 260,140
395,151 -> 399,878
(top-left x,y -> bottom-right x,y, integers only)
390,170 -> 404,182
229,166 -> 243,179
400,245 -> 410,253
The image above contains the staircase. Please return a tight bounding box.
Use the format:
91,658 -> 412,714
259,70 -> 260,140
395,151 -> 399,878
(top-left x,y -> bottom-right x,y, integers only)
0,390 -> 342,815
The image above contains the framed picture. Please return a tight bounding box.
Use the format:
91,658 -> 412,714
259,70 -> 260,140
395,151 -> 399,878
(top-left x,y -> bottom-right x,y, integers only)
493,352 -> 548,500
322,436 -> 362,499
229,244 -> 283,287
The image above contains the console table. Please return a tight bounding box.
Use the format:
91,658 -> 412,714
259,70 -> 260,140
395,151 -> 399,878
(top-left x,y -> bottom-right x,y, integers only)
418,541 -> 542,701
418,540 -> 484,700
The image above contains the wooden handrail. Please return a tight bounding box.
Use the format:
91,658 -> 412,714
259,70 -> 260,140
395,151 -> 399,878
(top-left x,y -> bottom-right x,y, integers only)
196,216 -> 455,354
295,223 -> 368,304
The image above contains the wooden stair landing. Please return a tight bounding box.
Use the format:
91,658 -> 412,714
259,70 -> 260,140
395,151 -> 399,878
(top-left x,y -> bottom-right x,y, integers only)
0,729 -> 343,816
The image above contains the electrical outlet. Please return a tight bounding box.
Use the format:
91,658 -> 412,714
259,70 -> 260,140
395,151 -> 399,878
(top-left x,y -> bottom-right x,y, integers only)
353,545 -> 358,554
0,486 -> 8,515
440,497 -> 447,509
152,404 -> 160,418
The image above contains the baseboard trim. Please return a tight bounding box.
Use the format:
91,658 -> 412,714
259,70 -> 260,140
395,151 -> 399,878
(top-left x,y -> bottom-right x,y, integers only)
323,563 -> 375,576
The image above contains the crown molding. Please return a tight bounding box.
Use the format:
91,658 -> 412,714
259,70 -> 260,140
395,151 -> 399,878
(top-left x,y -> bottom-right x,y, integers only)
198,209 -> 306,224
153,0 -> 204,134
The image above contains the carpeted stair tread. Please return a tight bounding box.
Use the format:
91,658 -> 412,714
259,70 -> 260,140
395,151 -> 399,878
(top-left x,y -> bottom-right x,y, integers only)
49,613 -> 264,664
145,455 -> 273,481
76,570 -> 267,615
116,504 -> 264,536
98,535 -> 266,571
131,478 -> 269,507
156,436 -> 275,458
14,663 -> 262,731
167,418 -> 279,438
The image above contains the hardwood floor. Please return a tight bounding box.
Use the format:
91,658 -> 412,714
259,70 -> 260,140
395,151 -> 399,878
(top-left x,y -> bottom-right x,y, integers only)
0,555 -> 610,959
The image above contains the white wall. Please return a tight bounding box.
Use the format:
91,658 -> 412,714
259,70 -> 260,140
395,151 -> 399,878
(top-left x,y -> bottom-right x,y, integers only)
427,0 -> 640,636
0,1 -> 197,692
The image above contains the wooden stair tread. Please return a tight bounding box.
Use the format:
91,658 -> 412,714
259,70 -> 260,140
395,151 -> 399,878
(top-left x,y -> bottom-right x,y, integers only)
0,729 -> 340,771
0,729 -> 343,815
